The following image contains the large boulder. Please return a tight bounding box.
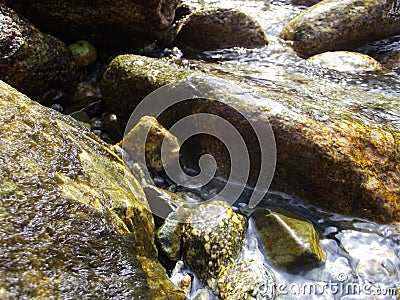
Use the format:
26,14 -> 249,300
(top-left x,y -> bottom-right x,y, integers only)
173,8 -> 269,54
0,80 -> 185,299
3,0 -> 180,45
0,4 -> 78,100
280,0 -> 400,58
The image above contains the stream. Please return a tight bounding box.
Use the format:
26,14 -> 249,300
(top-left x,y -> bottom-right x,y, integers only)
157,0 -> 400,299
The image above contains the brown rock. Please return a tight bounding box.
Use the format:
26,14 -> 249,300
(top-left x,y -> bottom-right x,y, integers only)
0,4 -> 78,100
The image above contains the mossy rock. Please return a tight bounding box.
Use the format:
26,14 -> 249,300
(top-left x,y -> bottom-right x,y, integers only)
3,0 -> 180,45
280,0 -> 400,58
174,8 -> 268,54
0,80 -> 185,299
183,200 -> 247,292
0,4 -> 78,100
252,208 -> 325,271
307,51 -> 385,73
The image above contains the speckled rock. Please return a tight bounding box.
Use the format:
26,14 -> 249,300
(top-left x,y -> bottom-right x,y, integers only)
3,0 -> 180,45
0,80 -> 185,299
218,259 -> 276,300
307,51 -> 385,73
174,8 -> 268,54
280,0 -> 400,58
121,116 -> 180,172
252,209 -> 325,271
183,200 -> 247,292
0,4 -> 78,100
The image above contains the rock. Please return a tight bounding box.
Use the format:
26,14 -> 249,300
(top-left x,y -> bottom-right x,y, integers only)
0,4 -> 78,100
99,54 -> 400,223
291,0 -> 322,7
68,40 -> 97,67
73,82 -> 101,102
307,51 -> 385,73
174,8 -> 268,54
218,259 -> 276,300
252,209 -> 325,271
280,0 -> 400,58
183,200 -> 247,292
376,49 -> 400,72
101,55 -> 192,121
0,80 -> 185,299
156,206 -> 191,261
3,0 -> 180,46
121,115 -> 180,172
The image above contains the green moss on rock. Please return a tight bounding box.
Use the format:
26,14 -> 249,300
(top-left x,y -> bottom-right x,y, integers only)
0,80 -> 185,299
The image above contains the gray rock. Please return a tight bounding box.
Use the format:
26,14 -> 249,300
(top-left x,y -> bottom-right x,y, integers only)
0,80 -> 185,299
217,259 -> 276,300
183,200 -> 247,292
0,4 -> 78,100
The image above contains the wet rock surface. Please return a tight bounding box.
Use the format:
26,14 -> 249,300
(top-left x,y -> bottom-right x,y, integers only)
307,51 -> 385,73
99,54 -> 400,223
174,8 -> 268,54
3,0 -> 181,45
183,201 -> 247,292
121,115 -> 180,172
0,4 -> 78,100
280,0 -> 400,58
252,208 -> 325,271
0,80 -> 185,299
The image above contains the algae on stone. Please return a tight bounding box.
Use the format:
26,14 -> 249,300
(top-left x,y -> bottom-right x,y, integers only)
183,200 -> 247,292
0,80 -> 185,299
252,209 -> 325,271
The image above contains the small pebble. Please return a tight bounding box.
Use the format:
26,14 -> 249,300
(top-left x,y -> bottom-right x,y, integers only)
50,103 -> 64,113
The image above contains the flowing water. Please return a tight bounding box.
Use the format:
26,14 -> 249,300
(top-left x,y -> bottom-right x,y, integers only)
162,0 -> 400,298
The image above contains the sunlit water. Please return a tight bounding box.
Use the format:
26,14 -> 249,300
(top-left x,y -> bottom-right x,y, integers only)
165,0 -> 400,299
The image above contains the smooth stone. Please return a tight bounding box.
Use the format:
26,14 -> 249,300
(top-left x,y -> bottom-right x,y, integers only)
183,200 -> 247,292
280,0 -> 400,58
252,209 -> 325,271
173,8 -> 268,54
0,4 -> 78,100
0,80 -> 185,299
307,51 -> 385,73
68,40 -> 97,67
3,0 -> 180,45
217,259 -> 276,300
